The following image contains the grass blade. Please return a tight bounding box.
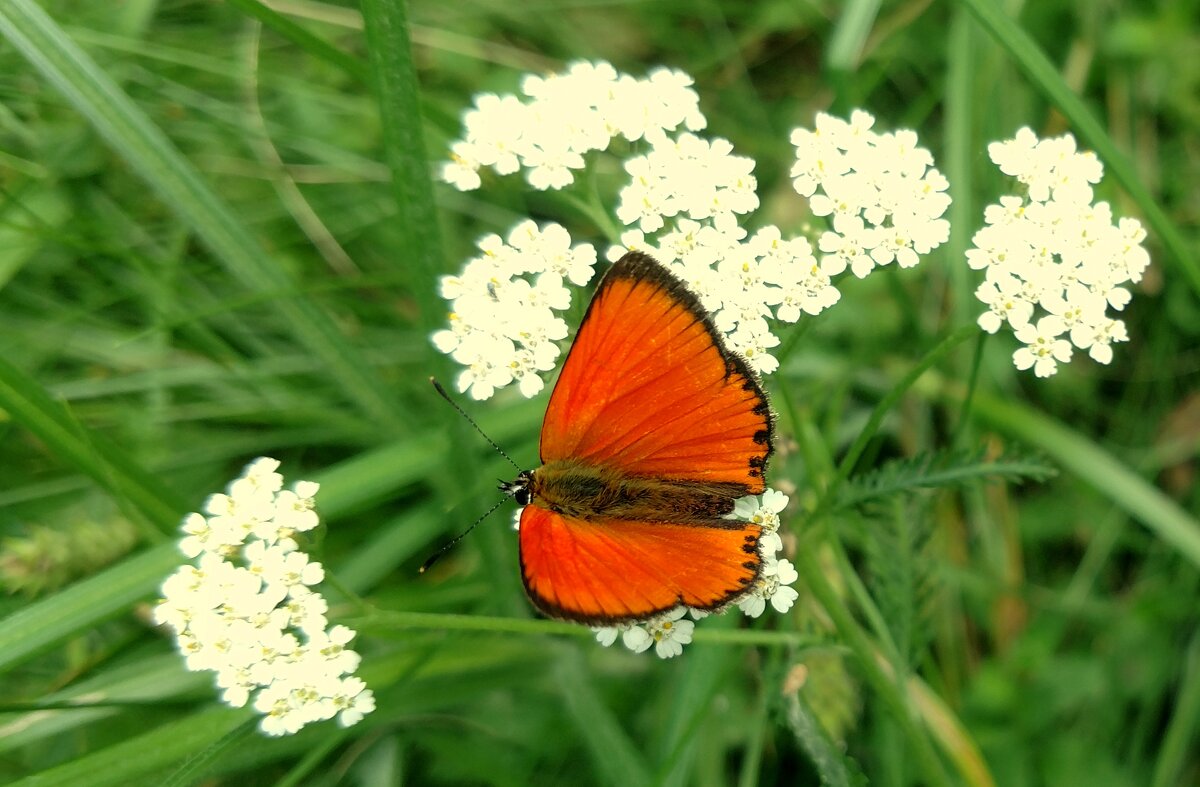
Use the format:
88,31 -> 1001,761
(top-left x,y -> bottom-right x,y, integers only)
0,0 -> 410,436
8,706 -> 252,787
1152,630 -> 1200,787
360,0 -> 445,332
556,653 -> 653,787
969,390 -> 1200,569
0,353 -> 185,528
0,543 -> 180,674
226,0 -> 370,83
785,691 -> 863,787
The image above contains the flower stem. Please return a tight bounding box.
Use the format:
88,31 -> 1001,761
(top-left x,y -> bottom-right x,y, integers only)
793,545 -> 952,787
791,324 -> 981,787
352,609 -> 822,648
811,323 -> 979,524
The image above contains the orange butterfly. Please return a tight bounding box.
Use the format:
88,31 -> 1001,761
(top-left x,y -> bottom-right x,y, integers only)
503,251 -> 774,625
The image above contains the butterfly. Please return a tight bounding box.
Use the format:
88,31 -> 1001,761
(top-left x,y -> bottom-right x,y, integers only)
503,251 -> 774,625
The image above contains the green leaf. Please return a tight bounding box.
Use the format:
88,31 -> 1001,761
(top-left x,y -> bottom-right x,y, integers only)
792,544 -> 953,787
837,448 -> 1057,511
1152,630 -> 1200,787
826,0 -> 880,72
811,325 -> 979,524
865,498 -> 936,667
784,691 -> 868,787
0,655 -> 208,753
656,614 -> 740,786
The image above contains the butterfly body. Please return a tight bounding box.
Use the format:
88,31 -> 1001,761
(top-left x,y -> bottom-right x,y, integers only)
521,460 -> 753,525
506,251 -> 774,625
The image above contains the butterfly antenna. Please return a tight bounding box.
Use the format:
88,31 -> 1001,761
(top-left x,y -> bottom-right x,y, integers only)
419,496 -> 509,573
430,378 -> 522,471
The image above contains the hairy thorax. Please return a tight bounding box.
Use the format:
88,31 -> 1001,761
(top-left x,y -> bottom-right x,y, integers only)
528,459 -> 750,526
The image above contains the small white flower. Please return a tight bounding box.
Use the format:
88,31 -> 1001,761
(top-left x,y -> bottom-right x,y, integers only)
605,229 -> 664,264
790,129 -> 848,197
441,61 -> 706,192
766,559 -> 800,613
178,512 -> 216,559
643,607 -> 694,659
727,324 -> 780,375
282,586 -> 330,635
273,481 -> 320,535
818,213 -> 878,278
332,678 -> 376,728
621,624 -> 653,653
231,458 -> 284,498
775,262 -> 840,321
1070,317 -> 1128,364
975,274 -> 1034,334
255,683 -> 307,737
441,142 -> 482,190
809,172 -> 877,220
460,93 -> 527,176
524,145 -> 585,190
732,489 -> 788,526
616,132 -> 759,235
738,557 -> 800,618
1013,317 -> 1073,377
593,626 -> 621,647
731,488 -> 789,555
1115,217 -> 1150,282
870,223 -> 918,269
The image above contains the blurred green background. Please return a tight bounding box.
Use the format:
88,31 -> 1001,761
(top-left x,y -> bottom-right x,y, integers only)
0,0 -> 1197,784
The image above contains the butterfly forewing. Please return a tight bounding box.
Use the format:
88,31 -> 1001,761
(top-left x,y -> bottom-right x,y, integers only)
538,252 -> 772,491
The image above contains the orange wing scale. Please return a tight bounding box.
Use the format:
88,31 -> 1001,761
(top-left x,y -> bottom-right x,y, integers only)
519,506 -> 763,624
539,253 -> 771,492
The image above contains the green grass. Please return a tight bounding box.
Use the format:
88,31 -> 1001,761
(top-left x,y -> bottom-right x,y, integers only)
1,0 -> 1197,784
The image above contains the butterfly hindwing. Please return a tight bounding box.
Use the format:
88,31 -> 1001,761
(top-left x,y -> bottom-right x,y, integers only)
519,505 -> 763,625
538,252 -> 772,493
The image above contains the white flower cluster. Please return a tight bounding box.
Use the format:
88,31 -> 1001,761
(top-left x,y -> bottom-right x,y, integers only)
154,458 -> 374,736
441,60 -> 705,191
969,128 -> 1148,376
439,66 -> 950,386
592,489 -> 798,658
615,132 -> 758,234
431,221 -> 597,400
791,110 -> 951,280
603,110 -> 948,375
